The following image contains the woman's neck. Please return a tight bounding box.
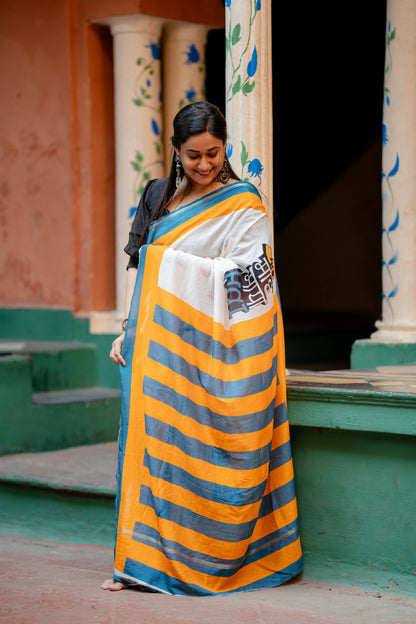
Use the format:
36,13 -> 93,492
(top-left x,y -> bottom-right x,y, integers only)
167,178 -> 223,212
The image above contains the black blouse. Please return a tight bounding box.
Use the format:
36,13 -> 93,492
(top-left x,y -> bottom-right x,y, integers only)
124,178 -> 168,269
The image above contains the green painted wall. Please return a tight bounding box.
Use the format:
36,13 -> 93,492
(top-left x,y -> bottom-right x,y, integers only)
290,425 -> 415,596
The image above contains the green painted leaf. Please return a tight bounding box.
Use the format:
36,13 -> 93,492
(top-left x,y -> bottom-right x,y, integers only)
143,172 -> 151,180
232,23 -> 241,45
389,28 -> 396,42
130,161 -> 140,171
136,58 -> 143,65
240,141 -> 249,167
132,98 -> 143,106
242,80 -> 255,95
135,151 -> 144,162
232,74 -> 242,95
138,186 -> 144,194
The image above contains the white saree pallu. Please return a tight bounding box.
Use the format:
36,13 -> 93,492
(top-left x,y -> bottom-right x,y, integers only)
114,181 -> 302,595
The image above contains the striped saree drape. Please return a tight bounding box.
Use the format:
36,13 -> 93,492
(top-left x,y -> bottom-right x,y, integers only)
114,181 -> 302,595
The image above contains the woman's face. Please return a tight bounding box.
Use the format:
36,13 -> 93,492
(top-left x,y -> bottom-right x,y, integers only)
176,131 -> 225,189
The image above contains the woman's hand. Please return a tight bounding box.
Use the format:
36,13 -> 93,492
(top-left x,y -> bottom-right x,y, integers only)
109,333 -> 126,366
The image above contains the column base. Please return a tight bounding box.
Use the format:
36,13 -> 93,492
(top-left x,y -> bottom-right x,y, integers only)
89,311 -> 124,335
351,338 -> 416,369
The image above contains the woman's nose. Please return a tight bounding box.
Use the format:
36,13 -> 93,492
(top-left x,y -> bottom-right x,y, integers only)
200,155 -> 209,168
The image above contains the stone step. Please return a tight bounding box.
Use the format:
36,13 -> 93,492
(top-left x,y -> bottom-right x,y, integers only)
0,442 -> 117,547
0,360 -> 121,455
32,386 -> 121,406
0,339 -> 97,392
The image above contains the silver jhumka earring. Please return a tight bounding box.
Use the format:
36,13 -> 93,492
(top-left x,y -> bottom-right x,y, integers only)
217,158 -> 230,184
175,153 -> 182,189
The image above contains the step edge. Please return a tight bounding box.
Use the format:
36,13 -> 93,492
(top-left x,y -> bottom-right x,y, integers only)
32,386 -> 121,405
0,473 -> 116,498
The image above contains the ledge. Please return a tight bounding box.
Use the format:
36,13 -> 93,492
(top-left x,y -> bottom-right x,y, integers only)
286,366 -> 416,437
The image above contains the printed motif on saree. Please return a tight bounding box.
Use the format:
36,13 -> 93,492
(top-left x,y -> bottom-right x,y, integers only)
114,181 -> 302,595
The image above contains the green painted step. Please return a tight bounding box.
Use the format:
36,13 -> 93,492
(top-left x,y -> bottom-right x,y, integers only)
0,355 -> 120,455
0,443 -> 117,547
0,340 -> 96,392
286,365 -> 416,599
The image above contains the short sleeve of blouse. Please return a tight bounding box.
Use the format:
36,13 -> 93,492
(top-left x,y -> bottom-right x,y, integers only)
124,178 -> 168,269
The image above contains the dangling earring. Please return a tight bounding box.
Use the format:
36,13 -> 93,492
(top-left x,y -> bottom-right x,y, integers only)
175,153 -> 182,189
217,157 -> 230,184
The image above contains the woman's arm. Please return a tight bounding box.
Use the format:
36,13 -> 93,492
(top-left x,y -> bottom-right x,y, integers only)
109,268 -> 138,366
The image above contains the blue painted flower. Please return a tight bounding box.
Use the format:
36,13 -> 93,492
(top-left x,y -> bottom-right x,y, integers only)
146,79 -> 151,88
388,210 -> 399,233
185,85 -> 197,101
226,143 -> 233,159
388,154 -> 399,177
382,123 -> 389,145
129,206 -> 137,219
225,0 -> 231,7
256,0 -> 261,9
185,44 -> 199,64
145,42 -> 160,60
248,158 -> 264,182
388,283 -> 399,298
247,46 -> 258,78
388,251 -> 398,266
151,118 -> 160,135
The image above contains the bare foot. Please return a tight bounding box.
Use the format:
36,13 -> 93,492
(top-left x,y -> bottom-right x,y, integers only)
101,578 -> 129,591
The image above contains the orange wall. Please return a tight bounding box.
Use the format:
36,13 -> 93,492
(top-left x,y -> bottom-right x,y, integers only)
0,0 -> 74,308
0,0 -> 224,312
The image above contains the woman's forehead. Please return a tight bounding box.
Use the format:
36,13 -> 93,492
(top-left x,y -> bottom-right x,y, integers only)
181,132 -> 223,151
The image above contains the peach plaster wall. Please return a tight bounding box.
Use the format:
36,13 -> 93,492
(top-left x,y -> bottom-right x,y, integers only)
0,0 -> 74,308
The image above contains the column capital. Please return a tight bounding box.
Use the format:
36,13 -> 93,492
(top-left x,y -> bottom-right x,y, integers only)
93,14 -> 163,37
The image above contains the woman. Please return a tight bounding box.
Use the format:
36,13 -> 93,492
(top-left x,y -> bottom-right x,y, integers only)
102,102 -> 302,595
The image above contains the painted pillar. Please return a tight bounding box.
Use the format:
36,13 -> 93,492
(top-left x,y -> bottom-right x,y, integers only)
225,0 -> 273,225
103,15 -> 164,316
371,0 -> 416,342
162,23 -> 209,172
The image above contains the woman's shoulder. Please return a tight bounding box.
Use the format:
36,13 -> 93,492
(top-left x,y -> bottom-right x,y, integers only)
226,179 -> 261,197
141,177 -> 168,211
146,177 -> 168,197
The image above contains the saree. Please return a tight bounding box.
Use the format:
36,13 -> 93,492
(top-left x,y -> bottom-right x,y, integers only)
114,181 -> 302,595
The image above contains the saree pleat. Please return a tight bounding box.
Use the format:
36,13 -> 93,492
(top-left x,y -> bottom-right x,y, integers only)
114,182 -> 302,595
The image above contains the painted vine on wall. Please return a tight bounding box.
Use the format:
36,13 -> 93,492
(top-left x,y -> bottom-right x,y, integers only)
381,21 -> 399,322
225,0 -> 264,188
129,41 -> 164,219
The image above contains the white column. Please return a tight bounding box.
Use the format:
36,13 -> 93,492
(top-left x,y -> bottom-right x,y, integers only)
162,23 -> 209,172
372,0 -> 416,342
225,0 -> 274,225
100,15 -> 165,317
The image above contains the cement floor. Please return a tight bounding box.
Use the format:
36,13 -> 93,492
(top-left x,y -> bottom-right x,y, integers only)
1,536 -> 415,624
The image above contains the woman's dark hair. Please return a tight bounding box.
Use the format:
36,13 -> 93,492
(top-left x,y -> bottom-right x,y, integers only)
138,101 -> 239,246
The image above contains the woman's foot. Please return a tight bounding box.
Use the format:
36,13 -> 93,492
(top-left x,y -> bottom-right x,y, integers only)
101,578 -> 129,591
